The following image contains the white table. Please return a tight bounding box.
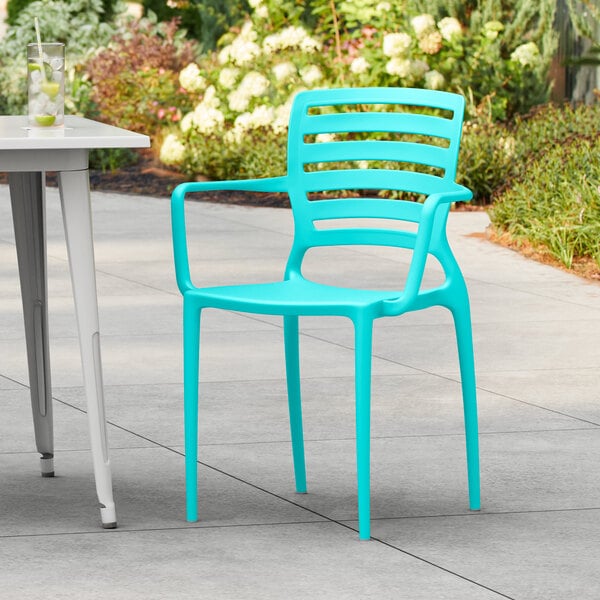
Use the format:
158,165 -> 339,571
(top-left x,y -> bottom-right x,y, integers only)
1,116 -> 150,528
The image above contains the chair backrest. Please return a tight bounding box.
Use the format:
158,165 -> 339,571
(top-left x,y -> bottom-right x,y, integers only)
283,87 -> 466,277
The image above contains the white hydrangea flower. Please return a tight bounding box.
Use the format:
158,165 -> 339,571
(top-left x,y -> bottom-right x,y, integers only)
272,61 -> 297,82
179,63 -> 207,93
510,42 -> 541,67
227,72 -> 270,113
218,67 -> 239,89
419,30 -> 443,54
233,112 -> 252,132
411,14 -> 436,37
263,33 -> 282,54
192,103 -> 225,134
410,59 -> 430,78
218,45 -> 232,65
264,26 -> 311,53
300,65 -> 323,86
300,36 -> 322,53
282,26 -> 309,47
202,85 -> 220,109
273,101 -> 293,133
424,69 -> 445,90
228,89 -> 251,112
248,0 -> 262,8
350,56 -> 370,74
239,21 -> 258,42
385,57 -> 411,77
376,2 -> 391,10
315,133 -> 337,143
248,105 -> 275,128
382,32 -> 412,57
220,24 -> 261,66
159,134 -> 186,165
231,106 -> 274,136
437,17 -> 462,41
230,39 -> 262,66
239,71 -> 270,97
180,111 -> 195,133
255,5 -> 268,18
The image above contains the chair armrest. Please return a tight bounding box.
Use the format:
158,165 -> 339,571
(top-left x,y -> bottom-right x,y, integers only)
381,185 -> 473,316
423,183 -> 473,207
171,177 -> 289,293
173,176 -> 289,196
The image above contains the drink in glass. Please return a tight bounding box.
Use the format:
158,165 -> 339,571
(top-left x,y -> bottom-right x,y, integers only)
27,42 -> 65,127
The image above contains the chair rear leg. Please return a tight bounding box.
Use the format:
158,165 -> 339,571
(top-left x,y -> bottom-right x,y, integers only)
283,315 -> 307,493
451,300 -> 480,511
184,299 -> 201,522
354,317 -> 374,540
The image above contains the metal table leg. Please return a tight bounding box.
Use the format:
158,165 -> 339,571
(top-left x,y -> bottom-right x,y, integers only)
58,168 -> 117,528
9,172 -> 55,478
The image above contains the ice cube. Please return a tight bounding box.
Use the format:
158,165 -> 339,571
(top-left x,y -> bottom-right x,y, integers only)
30,70 -> 42,83
30,98 -> 46,114
50,58 -> 63,71
52,71 -> 63,83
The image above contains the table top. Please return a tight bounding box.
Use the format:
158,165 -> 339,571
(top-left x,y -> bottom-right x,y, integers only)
0,116 -> 150,150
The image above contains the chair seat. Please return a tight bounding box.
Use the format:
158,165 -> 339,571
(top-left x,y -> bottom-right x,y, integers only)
189,278 -> 403,316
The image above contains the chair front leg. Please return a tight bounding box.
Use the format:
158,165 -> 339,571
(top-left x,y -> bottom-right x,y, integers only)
283,315 -> 307,493
354,315 -> 374,540
183,298 -> 201,522
450,292 -> 480,512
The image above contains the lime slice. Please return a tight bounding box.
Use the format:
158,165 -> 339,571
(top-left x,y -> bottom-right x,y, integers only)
35,115 -> 56,126
41,81 -> 60,99
28,62 -> 41,71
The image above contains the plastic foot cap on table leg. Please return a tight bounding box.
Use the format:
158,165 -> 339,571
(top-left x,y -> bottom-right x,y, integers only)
40,455 -> 54,477
100,503 -> 117,529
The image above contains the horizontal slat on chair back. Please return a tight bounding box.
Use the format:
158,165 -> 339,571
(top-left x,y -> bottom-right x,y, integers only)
304,140 -> 449,172
296,169 -> 459,197
301,111 -> 456,139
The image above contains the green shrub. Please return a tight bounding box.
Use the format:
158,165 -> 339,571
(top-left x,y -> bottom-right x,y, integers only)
84,17 -> 198,139
309,0 -> 557,120
458,119 -> 515,203
489,134 -> 600,270
7,0 -> 119,24
168,127 -> 287,180
510,102 -> 600,161
458,102 -> 600,204
89,147 -> 140,172
141,0 -> 249,51
6,0 -> 34,25
158,0 -> 557,178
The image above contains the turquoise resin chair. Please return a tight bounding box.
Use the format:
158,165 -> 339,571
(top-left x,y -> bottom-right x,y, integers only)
171,87 -> 480,540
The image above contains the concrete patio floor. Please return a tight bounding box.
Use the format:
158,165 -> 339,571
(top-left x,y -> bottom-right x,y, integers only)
1,184 -> 600,599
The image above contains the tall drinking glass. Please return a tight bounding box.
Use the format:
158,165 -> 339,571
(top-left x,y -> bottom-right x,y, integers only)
27,42 -> 65,127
